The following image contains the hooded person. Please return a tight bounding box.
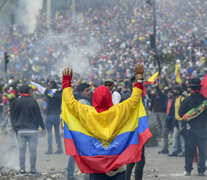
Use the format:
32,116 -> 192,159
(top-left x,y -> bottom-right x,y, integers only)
179,78 -> 207,176
61,64 -> 152,180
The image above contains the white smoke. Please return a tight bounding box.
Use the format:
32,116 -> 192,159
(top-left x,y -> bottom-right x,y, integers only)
65,38 -> 100,76
31,29 -> 101,78
17,0 -> 43,34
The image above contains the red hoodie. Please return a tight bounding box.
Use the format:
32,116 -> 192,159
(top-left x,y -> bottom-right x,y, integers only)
92,85 -> 113,113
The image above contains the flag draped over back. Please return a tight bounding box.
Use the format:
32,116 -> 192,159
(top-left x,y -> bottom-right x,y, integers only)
62,87 -> 152,173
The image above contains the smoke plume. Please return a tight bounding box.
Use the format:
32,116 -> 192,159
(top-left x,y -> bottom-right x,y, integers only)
17,0 -> 43,34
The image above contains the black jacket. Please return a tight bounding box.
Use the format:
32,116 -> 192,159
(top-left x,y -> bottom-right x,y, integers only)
10,95 -> 45,132
179,92 -> 207,137
148,86 -> 167,113
45,89 -> 62,116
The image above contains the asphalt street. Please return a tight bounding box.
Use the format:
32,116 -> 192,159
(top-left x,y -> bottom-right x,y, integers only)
0,128 -> 206,180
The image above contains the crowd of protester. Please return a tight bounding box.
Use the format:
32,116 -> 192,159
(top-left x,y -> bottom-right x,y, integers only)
0,0 -> 206,82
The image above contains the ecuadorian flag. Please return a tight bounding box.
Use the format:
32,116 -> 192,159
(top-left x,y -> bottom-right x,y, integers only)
62,87 -> 152,173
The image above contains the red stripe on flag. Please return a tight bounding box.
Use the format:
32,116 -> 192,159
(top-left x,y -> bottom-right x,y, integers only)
64,128 -> 152,173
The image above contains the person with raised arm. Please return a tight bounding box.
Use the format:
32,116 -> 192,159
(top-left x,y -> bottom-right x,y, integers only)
62,64 -> 152,180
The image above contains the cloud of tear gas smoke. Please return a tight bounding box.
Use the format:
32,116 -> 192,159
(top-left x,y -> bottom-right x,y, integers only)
32,29 -> 101,78
17,0 -> 43,34
3,150 -> 18,170
65,39 -> 101,77
1,132 -> 18,170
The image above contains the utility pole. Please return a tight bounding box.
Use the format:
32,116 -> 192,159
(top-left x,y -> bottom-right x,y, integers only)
47,0 -> 51,26
4,52 -> 9,73
146,0 -> 157,53
153,0 -> 156,53
4,52 -> 9,80
146,0 -> 161,76
72,0 -> 76,24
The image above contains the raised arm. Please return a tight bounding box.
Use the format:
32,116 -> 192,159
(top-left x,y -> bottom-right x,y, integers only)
62,68 -> 73,89
61,65 -> 145,141
71,77 -> 82,87
62,68 -> 91,117
114,64 -> 145,119
31,81 -> 46,95
134,63 -> 144,90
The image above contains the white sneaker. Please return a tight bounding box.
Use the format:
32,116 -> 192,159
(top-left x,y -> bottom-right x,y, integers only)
183,171 -> 191,176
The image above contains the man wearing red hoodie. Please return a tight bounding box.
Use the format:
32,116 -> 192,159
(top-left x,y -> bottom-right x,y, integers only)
62,64 -> 151,180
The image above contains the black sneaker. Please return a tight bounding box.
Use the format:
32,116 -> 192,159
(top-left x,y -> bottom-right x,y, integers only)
198,172 -> 205,176
45,150 -> 53,154
55,149 -> 63,154
168,152 -> 177,157
19,169 -> 26,174
158,149 -> 169,154
30,170 -> 36,174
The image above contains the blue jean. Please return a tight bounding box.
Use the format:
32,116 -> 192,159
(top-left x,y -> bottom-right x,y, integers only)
1,116 -> 8,129
46,115 -> 62,152
171,126 -> 185,154
17,132 -> 38,171
67,156 -> 75,176
155,112 -> 166,136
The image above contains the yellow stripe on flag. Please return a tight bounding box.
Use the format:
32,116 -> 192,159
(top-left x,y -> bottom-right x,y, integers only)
62,87 -> 145,143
